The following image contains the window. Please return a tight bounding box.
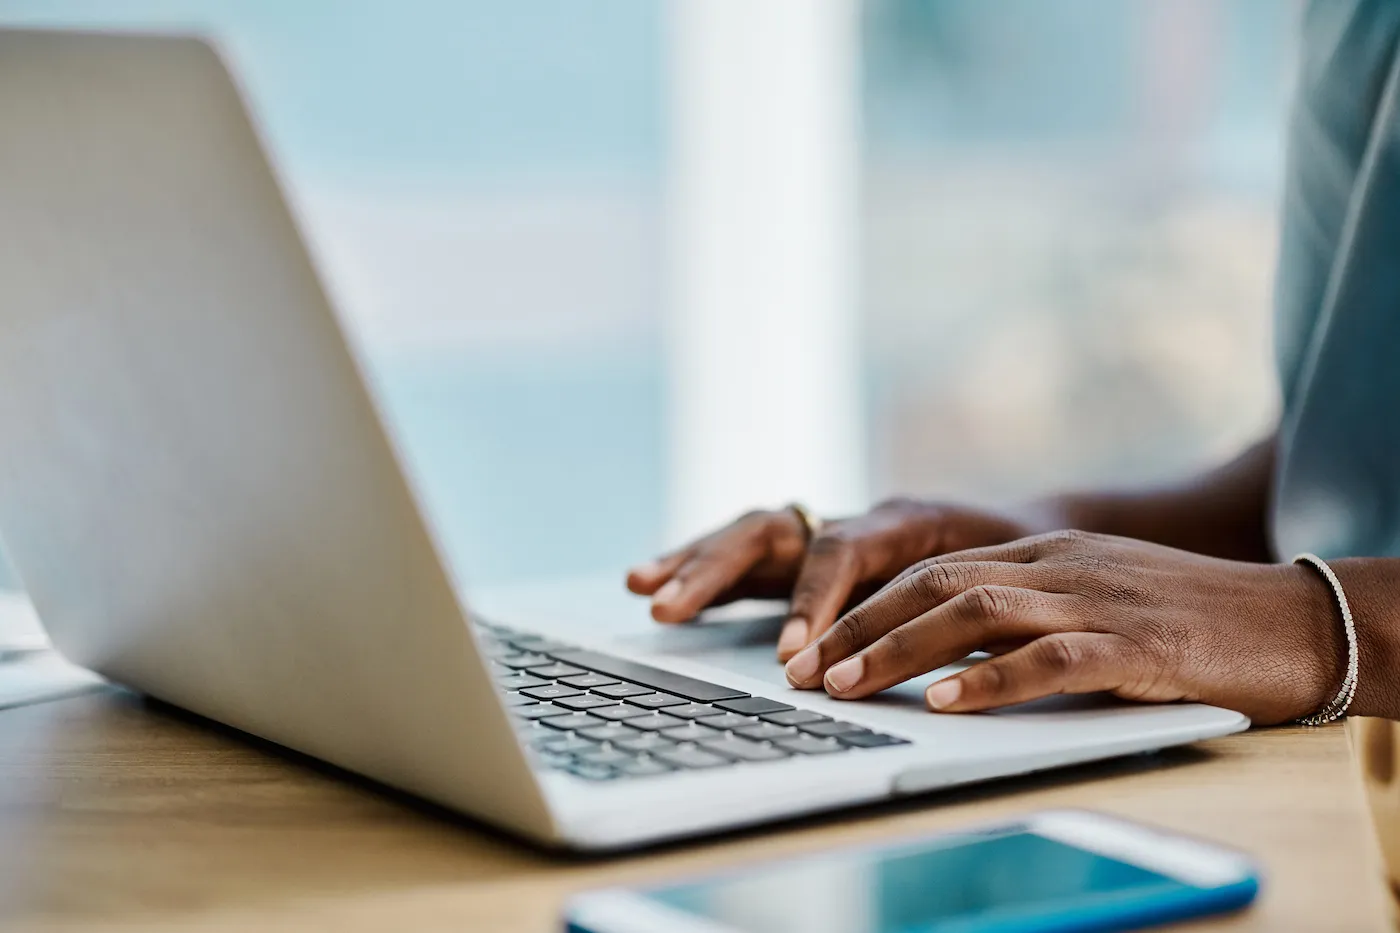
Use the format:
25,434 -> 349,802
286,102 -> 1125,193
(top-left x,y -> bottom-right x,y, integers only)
0,1 -> 1296,593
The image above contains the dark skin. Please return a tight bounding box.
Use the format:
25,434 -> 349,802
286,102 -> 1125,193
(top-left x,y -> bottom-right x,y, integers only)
627,435 -> 1400,724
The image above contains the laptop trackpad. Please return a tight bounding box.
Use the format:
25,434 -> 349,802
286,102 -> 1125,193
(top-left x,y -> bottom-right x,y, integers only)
606,609 -> 957,708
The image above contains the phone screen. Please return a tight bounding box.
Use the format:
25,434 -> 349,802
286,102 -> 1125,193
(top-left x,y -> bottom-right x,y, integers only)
643,827 -> 1197,933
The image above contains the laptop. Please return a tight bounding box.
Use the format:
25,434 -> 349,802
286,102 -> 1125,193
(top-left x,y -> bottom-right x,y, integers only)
0,29 -> 1248,851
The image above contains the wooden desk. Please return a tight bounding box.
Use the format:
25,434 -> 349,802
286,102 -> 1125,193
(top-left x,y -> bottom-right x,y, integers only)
0,688 -> 1385,932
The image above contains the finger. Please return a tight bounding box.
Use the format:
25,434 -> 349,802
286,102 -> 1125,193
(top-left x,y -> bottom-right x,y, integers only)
821,587 -> 1074,699
649,517 -> 778,623
785,560 -> 1039,687
626,549 -> 691,595
925,632 -> 1126,713
881,533 -> 1057,593
777,535 -> 861,662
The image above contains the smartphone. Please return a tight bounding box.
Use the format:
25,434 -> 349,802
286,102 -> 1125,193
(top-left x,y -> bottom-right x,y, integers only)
564,810 -> 1260,933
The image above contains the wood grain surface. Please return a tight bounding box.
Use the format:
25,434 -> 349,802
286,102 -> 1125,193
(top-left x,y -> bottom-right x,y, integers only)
0,688 -> 1385,932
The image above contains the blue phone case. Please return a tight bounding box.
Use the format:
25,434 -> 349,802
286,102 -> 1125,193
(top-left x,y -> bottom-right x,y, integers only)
564,822 -> 1261,933
952,875 -> 1259,933
567,876 -> 1259,933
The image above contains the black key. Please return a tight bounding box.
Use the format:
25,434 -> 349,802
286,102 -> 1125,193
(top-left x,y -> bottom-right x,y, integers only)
578,747 -> 635,767
799,720 -> 867,737
628,693 -> 688,710
591,682 -> 655,699
664,703 -> 722,720
714,697 -> 793,716
520,684 -> 585,701
761,709 -> 829,727
559,673 -> 620,689
526,663 -> 586,679
661,723 -> 721,743
569,763 -> 616,781
553,694 -> 621,712
550,650 -> 749,703
497,673 -> 549,691
775,735 -> 847,755
735,723 -> 799,741
497,652 -> 553,669
540,735 -> 598,754
514,703 -> 568,720
838,731 -> 911,749
616,757 -> 674,777
702,736 -> 791,762
540,713 -> 607,731
502,693 -> 541,707
653,747 -> 733,770
697,713 -> 759,730
578,724 -> 640,742
591,704 -> 652,722
627,714 -> 687,732
616,734 -> 676,753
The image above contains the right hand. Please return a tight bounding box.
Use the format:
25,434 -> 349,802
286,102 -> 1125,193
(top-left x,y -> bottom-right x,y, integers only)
625,498 -> 1053,662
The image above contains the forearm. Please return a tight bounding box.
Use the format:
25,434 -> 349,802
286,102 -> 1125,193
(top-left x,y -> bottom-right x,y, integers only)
1033,436 -> 1277,562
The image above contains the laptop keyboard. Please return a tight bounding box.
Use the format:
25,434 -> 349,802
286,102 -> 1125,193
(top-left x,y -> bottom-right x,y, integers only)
477,622 -> 910,783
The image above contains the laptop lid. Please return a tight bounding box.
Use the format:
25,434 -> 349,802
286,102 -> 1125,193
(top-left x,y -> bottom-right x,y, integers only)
0,28 -> 552,838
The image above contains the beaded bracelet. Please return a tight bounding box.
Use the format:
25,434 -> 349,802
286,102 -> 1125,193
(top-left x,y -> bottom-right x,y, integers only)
1293,553 -> 1360,726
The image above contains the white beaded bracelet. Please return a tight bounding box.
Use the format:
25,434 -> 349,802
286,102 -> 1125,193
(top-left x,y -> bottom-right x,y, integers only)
1293,553 -> 1360,726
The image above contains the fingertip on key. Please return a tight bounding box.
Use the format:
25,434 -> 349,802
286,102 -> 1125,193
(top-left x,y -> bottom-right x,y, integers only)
785,645 -> 820,687
824,655 -> 863,695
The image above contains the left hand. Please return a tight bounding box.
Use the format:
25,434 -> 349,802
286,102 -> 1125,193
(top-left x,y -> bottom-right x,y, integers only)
781,530 -> 1344,725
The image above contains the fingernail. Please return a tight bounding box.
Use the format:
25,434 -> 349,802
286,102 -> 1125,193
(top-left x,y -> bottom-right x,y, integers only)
785,645 -> 820,686
926,678 -> 962,710
776,617 -> 809,658
654,579 -> 682,604
825,656 -> 864,694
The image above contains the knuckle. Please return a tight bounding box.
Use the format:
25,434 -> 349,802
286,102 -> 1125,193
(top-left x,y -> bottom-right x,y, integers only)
962,584 -> 1015,622
976,659 -> 1009,697
909,561 -> 961,605
1038,634 -> 1081,675
829,609 -> 878,652
1043,528 -> 1088,550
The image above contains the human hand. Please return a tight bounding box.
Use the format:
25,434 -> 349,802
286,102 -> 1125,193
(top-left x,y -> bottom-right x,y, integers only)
626,498 -> 1045,662
781,530 -> 1343,725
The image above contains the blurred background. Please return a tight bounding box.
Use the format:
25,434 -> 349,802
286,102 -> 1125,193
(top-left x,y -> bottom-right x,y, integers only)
0,0 -> 1294,593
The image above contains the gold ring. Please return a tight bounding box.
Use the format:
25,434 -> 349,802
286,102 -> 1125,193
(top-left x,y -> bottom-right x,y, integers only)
787,502 -> 823,542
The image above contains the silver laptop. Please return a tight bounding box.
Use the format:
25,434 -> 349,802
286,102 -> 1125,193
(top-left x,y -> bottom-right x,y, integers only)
0,29 -> 1247,851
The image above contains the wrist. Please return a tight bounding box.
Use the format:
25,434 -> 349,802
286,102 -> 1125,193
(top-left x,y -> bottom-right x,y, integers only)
1279,560 -> 1350,722
1320,559 -> 1400,720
